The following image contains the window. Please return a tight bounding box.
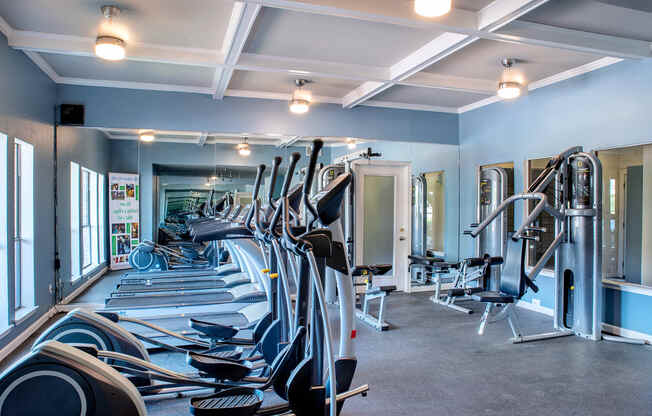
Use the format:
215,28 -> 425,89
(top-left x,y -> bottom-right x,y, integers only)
598,145 -> 650,286
99,174 -> 106,263
424,171 -> 445,253
525,157 -> 556,271
0,133 -> 7,329
14,139 -> 35,312
71,163 -> 106,280
70,162 -> 80,279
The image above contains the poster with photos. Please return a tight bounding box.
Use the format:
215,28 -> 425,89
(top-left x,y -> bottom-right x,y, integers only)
109,172 -> 139,270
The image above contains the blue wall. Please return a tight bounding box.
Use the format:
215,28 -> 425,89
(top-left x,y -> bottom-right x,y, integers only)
331,141 -> 460,262
56,127 -> 112,299
56,85 -> 459,145
459,58 -> 652,336
0,33 -> 56,348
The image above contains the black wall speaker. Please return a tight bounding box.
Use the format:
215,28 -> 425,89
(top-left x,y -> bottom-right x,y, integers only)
60,104 -> 85,126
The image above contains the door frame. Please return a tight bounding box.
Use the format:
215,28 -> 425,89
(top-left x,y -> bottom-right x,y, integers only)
352,160 -> 411,292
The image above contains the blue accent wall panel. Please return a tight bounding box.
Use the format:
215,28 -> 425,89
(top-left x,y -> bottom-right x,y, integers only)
0,33 -> 56,347
603,287 -> 652,336
56,85 -> 459,145
460,59 -> 652,335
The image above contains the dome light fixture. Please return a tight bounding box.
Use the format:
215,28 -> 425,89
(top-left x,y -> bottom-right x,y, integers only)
414,0 -> 452,17
346,138 -> 357,149
139,131 -> 155,142
497,58 -> 523,100
237,138 -> 251,156
95,6 -> 126,61
289,79 -> 312,114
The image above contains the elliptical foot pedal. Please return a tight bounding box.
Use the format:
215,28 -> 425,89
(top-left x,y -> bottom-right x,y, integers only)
190,388 -> 263,416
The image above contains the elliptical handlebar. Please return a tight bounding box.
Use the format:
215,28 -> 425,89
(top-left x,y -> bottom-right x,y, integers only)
303,139 -> 324,230
269,152 -> 301,237
268,156 -> 282,211
244,164 -> 266,232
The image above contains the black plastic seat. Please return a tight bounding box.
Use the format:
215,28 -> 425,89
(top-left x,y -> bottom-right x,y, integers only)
190,318 -> 239,341
352,264 -> 392,276
187,352 -> 252,381
471,291 -> 515,303
448,287 -> 484,297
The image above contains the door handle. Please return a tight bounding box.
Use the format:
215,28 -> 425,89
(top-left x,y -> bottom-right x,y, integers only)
399,237 -> 406,241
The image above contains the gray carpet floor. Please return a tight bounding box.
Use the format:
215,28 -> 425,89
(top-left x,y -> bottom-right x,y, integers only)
6,270 -> 652,415
143,292 -> 652,416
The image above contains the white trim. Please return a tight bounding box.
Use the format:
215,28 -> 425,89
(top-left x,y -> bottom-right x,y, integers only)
516,299 -> 554,316
458,57 -> 624,113
363,100 -> 459,114
602,323 -> 652,344
58,77 -> 215,94
458,96 -> 502,113
528,57 -> 624,91
9,29 -> 222,67
22,50 -> 60,81
0,307 -> 57,363
492,21 -> 652,60
197,132 -> 208,146
0,15 -> 13,38
603,279 -> 652,297
61,266 -> 108,305
213,2 -> 262,99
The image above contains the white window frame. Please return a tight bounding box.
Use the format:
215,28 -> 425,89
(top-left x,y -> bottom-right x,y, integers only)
70,162 -> 81,280
0,133 -> 8,330
13,139 -> 35,315
72,164 -> 106,280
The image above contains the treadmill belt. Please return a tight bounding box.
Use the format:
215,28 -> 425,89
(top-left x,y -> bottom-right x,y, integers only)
116,280 -> 226,292
105,292 -> 233,309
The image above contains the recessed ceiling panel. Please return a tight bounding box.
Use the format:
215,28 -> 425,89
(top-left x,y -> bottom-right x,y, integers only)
0,0 -> 233,49
422,39 -> 600,84
518,0 -> 652,41
40,53 -> 214,87
244,7 -> 441,67
374,85 -> 491,108
229,70 -> 360,99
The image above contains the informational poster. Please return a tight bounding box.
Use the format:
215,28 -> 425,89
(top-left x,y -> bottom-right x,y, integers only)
109,172 -> 139,270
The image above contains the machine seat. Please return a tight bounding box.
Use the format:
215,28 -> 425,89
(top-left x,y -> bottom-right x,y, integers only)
448,287 -> 484,297
352,264 -> 392,276
408,255 -> 444,265
187,352 -> 252,381
471,291 -> 515,304
190,318 -> 239,341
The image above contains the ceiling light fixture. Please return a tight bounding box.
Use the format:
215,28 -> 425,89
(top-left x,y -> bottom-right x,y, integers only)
95,6 -> 126,61
346,138 -> 357,149
237,138 -> 251,156
289,79 -> 312,114
139,131 -> 155,142
414,0 -> 452,17
497,58 -> 523,100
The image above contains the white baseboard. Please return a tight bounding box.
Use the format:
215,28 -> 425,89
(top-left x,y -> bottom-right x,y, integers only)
61,266 -> 108,305
516,300 -> 554,316
0,307 -> 58,363
602,323 -> 652,344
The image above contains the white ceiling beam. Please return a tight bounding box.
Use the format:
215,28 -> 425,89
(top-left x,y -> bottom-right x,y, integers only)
197,132 -> 209,146
457,56 -> 623,113
213,2 -> 262,99
342,0 -> 551,108
490,21 -> 652,60
224,88 -> 458,113
277,136 -> 301,148
58,77 -> 215,94
397,72 -> 496,95
239,0 -> 478,33
9,30 -> 222,67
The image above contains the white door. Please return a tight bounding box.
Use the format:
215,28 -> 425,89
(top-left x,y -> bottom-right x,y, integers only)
353,161 -> 411,291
